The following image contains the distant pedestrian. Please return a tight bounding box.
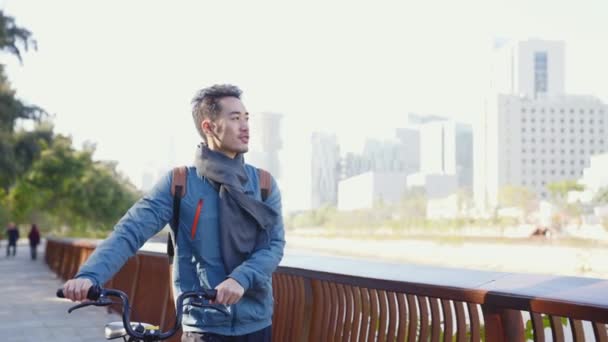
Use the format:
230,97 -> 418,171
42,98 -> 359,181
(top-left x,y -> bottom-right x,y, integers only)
6,222 -> 19,258
28,224 -> 41,260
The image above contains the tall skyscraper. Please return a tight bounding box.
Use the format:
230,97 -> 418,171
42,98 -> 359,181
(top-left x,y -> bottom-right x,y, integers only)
405,113 -> 447,125
339,133 -> 420,181
362,139 -> 407,173
419,120 -> 473,189
311,132 -> 340,209
395,127 -> 421,173
247,112 -> 283,178
491,39 -> 565,98
339,152 -> 369,180
475,39 -> 608,212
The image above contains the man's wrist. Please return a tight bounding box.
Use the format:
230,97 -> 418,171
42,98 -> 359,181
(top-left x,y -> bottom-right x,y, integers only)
75,275 -> 97,286
227,274 -> 249,292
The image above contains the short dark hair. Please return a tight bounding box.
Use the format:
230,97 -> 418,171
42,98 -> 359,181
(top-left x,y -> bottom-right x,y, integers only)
191,84 -> 243,140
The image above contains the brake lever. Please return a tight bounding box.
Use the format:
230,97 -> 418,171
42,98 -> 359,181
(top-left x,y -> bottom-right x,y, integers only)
67,298 -> 113,314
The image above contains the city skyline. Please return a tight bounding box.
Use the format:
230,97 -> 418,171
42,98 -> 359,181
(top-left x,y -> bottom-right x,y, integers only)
475,39 -> 608,212
1,0 -> 608,213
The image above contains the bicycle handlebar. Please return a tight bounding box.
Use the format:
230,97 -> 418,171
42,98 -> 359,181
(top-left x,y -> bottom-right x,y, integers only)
56,286 -> 102,300
57,285 -> 217,341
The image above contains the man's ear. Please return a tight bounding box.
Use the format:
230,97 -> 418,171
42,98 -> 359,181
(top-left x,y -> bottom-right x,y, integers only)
201,119 -> 213,136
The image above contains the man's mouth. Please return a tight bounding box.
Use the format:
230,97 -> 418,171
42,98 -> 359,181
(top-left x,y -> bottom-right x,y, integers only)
239,136 -> 249,143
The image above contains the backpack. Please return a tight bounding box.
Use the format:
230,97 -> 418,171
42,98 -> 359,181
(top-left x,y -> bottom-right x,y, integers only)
166,166 -> 273,264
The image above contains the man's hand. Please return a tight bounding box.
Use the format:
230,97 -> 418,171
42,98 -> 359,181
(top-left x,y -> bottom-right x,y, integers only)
212,278 -> 244,305
62,278 -> 93,302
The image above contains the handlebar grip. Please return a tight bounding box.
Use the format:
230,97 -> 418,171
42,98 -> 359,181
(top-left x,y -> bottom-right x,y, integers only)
205,289 -> 217,300
56,285 -> 102,300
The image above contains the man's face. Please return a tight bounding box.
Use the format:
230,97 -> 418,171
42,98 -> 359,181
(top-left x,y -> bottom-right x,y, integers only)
203,97 -> 250,158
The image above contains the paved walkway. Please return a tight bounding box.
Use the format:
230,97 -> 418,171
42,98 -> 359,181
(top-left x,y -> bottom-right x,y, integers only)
0,240 -> 120,342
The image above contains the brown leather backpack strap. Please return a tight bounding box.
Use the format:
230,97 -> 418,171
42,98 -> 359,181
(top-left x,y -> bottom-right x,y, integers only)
168,166 -> 188,264
171,166 -> 188,198
258,168 -> 272,201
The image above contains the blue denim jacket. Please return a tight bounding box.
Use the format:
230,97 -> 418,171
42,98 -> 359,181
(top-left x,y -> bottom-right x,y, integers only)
76,165 -> 286,335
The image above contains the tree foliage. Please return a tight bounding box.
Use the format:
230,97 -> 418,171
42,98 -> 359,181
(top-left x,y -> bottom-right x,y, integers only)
0,11 -> 45,132
10,136 -> 139,233
0,11 -> 48,192
0,10 -> 36,62
0,11 -> 140,236
594,187 -> 608,205
498,185 -> 536,213
547,180 -> 585,202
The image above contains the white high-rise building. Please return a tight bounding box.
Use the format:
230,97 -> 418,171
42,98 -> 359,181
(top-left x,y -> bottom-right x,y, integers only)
339,152 -> 369,180
395,127 -> 421,173
311,132 -> 340,209
419,120 -> 473,188
361,138 -> 412,174
405,113 -> 447,125
247,112 -> 283,178
338,171 -> 408,210
580,153 -> 608,194
339,130 -> 420,181
475,39 -> 608,211
492,39 -> 565,98
406,172 -> 458,199
568,152 -> 608,204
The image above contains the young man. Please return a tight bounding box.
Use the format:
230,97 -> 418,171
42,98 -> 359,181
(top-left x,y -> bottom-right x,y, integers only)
62,84 -> 285,342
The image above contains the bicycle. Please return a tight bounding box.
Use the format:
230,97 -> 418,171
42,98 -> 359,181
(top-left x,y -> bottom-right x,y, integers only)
57,285 -> 218,342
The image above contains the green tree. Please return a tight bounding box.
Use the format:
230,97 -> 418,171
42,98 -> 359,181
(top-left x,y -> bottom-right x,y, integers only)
398,186 -> 427,219
547,180 -> 585,202
0,11 -> 139,236
0,81 -> 46,132
456,188 -> 473,212
546,180 -> 585,227
0,11 -> 47,192
498,185 -> 536,214
1,122 -> 53,191
10,135 -> 139,235
0,187 -> 9,225
593,187 -> 608,204
0,10 -> 36,62
288,206 -> 337,229
0,10 -> 45,131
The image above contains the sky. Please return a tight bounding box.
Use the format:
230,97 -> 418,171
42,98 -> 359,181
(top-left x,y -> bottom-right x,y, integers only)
1,0 -> 607,212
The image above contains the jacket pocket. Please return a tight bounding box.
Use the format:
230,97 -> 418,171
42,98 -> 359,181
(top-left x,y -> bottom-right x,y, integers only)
237,280 -> 272,323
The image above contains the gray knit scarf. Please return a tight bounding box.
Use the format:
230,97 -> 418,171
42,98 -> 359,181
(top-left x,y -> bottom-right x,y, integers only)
194,143 -> 279,274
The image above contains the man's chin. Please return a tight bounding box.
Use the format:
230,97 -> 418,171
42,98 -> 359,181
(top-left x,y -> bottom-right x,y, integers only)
223,144 -> 248,154
237,145 -> 249,153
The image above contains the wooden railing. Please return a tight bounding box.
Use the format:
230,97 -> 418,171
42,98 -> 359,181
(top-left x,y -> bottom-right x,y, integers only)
46,237 -> 608,341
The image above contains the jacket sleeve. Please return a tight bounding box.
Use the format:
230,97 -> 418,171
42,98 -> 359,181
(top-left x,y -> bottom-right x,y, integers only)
75,171 -> 174,285
228,177 -> 286,291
